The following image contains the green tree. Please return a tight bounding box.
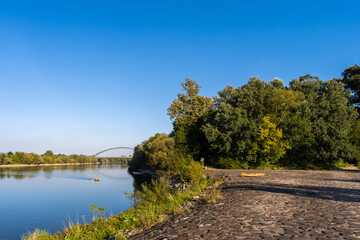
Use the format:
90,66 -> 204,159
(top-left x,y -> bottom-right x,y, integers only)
129,133 -> 203,181
168,78 -> 213,158
342,64 -> 360,112
290,75 -> 357,167
42,156 -> 52,163
270,77 -> 286,89
15,152 -> 32,164
266,88 -> 305,126
265,88 -> 311,167
129,133 -> 177,172
30,153 -> 43,164
0,154 -> 5,164
202,78 -> 272,167
145,133 -> 177,172
77,155 -> 88,164
349,118 -> 360,162
168,79 -> 213,128
44,150 -> 54,157
3,156 -> 12,164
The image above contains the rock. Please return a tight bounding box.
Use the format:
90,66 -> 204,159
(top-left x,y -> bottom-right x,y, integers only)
192,196 -> 200,200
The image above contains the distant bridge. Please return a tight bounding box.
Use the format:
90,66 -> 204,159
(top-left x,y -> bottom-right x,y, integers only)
93,147 -> 134,157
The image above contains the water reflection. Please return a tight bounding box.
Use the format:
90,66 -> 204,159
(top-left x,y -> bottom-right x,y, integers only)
131,173 -> 152,191
0,164 -> 134,240
0,164 -> 128,180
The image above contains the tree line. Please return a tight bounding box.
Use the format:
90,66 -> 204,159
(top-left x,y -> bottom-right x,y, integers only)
131,64 -> 360,171
0,150 -> 98,165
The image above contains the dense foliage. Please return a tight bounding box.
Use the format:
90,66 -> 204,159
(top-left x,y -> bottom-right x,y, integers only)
151,65 -> 360,170
167,78 -> 214,158
342,64 -> 360,113
129,133 -> 203,181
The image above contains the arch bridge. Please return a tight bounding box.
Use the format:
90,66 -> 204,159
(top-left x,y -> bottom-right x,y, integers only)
93,147 -> 134,157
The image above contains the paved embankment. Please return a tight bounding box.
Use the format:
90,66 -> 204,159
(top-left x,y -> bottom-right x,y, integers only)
130,169 -> 360,239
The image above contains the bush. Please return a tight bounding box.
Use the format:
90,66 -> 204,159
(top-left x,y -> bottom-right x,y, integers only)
129,133 -> 204,181
282,137 -> 317,169
146,134 -> 177,171
333,158 -> 348,168
215,157 -> 248,169
130,177 -> 172,207
177,156 -> 204,182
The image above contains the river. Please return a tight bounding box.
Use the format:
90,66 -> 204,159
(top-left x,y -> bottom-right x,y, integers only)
0,164 -> 137,240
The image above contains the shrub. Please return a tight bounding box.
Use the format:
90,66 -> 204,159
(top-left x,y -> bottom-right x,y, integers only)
333,158 -> 348,168
130,133 -> 204,181
145,134 -> 177,172
178,158 -> 204,182
215,157 -> 248,169
281,137 -> 317,169
130,177 -> 172,207
202,180 -> 223,203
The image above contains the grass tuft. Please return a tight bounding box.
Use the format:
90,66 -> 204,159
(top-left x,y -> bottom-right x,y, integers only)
22,229 -> 51,240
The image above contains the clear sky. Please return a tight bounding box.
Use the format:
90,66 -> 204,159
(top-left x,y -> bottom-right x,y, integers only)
0,0 -> 359,156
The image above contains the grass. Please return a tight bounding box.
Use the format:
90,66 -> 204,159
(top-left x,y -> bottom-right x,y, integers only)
23,176 -> 222,240
21,229 -> 51,240
201,179 -> 223,203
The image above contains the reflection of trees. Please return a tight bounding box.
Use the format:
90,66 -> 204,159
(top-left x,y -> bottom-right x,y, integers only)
0,172 -> 36,180
97,157 -> 130,165
14,174 -> 26,180
0,164 -> 131,181
0,166 -> 46,180
42,166 -> 55,172
131,174 -> 152,191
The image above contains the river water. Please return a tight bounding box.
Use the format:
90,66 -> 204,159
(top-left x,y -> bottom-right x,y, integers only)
0,164 -> 137,240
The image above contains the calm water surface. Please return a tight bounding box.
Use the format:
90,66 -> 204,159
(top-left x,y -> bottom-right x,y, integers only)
0,164 -> 136,240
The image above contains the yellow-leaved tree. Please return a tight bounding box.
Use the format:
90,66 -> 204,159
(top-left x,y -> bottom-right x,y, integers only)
249,116 -> 290,166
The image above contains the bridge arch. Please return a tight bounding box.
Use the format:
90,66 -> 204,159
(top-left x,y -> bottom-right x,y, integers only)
93,147 -> 134,157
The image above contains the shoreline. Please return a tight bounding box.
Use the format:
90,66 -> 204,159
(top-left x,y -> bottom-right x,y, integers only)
0,162 -> 100,168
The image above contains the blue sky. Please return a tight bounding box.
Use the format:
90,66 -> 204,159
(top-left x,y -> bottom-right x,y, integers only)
0,0 -> 359,156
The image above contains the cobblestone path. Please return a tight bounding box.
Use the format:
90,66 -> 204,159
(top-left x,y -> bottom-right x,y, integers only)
130,169 -> 360,240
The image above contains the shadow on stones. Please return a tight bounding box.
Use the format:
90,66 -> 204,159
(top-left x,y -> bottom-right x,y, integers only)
333,169 -> 360,173
223,183 -> 360,203
322,178 -> 360,183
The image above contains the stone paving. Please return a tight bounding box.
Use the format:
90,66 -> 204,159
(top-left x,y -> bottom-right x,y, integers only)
130,169 -> 360,239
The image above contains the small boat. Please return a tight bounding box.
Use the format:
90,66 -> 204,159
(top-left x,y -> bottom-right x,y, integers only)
240,172 -> 265,177
92,177 -> 101,182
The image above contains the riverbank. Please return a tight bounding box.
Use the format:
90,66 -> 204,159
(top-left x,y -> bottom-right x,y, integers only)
0,162 -> 100,168
22,174 -> 222,240
131,168 -> 360,239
